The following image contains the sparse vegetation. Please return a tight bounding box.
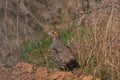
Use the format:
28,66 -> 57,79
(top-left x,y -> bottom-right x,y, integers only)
16,29 -> 73,68
0,0 -> 120,80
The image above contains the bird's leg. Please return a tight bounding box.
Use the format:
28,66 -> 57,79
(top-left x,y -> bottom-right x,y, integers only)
59,66 -> 65,71
58,62 -> 66,71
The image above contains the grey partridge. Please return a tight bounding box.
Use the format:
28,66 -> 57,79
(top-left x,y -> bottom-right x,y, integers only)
48,31 -> 79,70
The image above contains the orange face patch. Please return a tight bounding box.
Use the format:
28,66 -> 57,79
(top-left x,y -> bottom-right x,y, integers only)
49,31 -> 59,38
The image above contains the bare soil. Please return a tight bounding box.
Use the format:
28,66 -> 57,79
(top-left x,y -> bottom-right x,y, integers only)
0,62 -> 101,80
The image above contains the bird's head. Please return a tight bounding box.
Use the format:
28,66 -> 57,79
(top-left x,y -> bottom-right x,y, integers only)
48,31 -> 59,40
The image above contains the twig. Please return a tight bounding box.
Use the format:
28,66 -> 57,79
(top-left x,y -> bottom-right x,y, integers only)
4,0 -> 7,29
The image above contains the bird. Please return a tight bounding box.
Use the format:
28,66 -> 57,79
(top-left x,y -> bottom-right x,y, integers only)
48,31 -> 79,70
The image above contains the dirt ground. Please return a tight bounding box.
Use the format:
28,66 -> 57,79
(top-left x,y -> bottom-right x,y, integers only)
0,62 -> 101,80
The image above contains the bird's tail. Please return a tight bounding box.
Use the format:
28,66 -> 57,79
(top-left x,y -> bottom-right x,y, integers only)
66,59 -> 80,70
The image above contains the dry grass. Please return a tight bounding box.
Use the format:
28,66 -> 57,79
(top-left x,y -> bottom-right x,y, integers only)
0,0 -> 120,80
69,3 -> 120,79
71,25 -> 120,80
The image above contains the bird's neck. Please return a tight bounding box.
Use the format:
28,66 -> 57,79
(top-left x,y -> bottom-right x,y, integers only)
53,36 -> 60,41
53,37 -> 62,45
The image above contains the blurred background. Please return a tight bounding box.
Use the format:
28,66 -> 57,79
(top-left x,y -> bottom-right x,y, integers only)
0,0 -> 120,80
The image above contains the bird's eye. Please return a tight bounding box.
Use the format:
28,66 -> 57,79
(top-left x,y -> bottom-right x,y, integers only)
52,32 -> 55,34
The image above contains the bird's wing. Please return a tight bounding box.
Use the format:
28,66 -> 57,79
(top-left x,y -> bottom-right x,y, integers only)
48,49 -> 61,63
48,44 -> 76,66
55,45 -> 75,63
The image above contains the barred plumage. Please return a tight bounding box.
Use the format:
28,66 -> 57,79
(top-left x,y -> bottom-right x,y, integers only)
48,31 -> 79,70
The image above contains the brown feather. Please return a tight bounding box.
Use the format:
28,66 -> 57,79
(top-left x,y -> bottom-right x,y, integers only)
48,31 -> 79,70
